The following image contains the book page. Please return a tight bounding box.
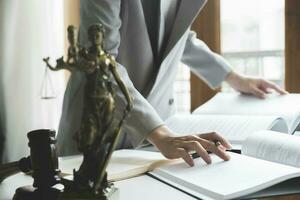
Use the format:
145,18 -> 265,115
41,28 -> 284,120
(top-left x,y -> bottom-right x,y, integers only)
193,93 -> 300,133
59,155 -> 82,175
152,152 -> 300,200
242,130 -> 300,168
165,114 -> 288,146
59,150 -> 174,182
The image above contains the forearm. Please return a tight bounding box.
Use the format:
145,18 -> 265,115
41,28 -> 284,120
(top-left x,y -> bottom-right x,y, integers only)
80,0 -> 165,147
181,30 -> 232,89
110,63 -> 164,147
147,125 -> 174,147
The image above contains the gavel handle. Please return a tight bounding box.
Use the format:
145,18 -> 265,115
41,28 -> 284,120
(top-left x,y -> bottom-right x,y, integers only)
0,156 -> 31,183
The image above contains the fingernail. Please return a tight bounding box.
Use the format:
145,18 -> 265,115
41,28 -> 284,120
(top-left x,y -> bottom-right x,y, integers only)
189,160 -> 195,167
225,154 -> 231,161
206,157 -> 212,164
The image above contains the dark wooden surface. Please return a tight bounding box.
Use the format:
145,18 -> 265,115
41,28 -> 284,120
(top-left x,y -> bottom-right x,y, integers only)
190,0 -> 221,112
264,195 -> 300,200
285,0 -> 300,93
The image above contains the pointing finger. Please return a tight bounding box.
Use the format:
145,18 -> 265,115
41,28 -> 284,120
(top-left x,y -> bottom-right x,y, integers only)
177,148 -> 194,167
264,81 -> 288,95
182,141 -> 212,164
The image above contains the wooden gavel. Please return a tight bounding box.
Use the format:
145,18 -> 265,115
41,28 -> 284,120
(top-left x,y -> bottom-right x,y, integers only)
0,156 -> 32,183
0,129 -> 60,188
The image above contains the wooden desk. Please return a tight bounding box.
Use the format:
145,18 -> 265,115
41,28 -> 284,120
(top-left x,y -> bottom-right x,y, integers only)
263,197 -> 300,200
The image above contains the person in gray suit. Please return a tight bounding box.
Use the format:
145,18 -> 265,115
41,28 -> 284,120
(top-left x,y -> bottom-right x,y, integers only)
57,0 -> 286,166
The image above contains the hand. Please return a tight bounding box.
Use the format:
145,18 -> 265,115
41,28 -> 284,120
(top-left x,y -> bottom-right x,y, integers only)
147,126 -> 232,167
225,71 -> 288,99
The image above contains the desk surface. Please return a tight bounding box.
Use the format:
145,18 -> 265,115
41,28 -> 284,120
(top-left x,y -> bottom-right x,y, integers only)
0,173 -> 195,200
2,173 -> 300,200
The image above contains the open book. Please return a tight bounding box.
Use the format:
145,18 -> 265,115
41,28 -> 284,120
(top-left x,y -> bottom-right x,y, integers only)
59,150 -> 178,182
166,93 -> 300,149
60,131 -> 300,199
150,131 -> 300,199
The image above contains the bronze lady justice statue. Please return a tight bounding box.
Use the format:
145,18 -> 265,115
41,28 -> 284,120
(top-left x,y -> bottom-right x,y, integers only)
44,24 -> 132,199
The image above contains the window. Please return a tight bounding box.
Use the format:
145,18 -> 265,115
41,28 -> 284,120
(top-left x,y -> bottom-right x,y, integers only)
174,1 -> 285,113
221,0 -> 285,91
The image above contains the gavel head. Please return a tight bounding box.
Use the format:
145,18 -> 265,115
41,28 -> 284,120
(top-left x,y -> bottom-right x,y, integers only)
27,129 -> 60,189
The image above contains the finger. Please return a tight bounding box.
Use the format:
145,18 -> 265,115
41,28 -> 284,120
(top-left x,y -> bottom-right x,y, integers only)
252,87 -> 266,99
191,137 -> 231,161
198,132 -> 232,150
177,148 -> 194,167
187,135 -> 231,161
204,140 -> 231,161
260,86 -> 273,94
263,81 -> 288,95
181,141 -> 212,164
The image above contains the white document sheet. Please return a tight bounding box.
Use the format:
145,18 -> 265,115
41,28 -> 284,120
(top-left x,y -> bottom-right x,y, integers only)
152,152 -> 300,200
165,114 -> 287,145
193,93 -> 300,133
242,130 -> 300,168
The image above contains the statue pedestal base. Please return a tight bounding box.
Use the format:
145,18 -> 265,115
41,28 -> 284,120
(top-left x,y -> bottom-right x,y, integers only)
13,186 -> 60,200
13,185 -> 119,200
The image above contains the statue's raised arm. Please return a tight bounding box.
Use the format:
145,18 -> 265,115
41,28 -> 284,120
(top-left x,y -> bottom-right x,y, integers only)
43,25 -> 95,72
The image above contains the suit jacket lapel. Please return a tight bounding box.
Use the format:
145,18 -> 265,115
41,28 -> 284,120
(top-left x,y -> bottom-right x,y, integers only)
147,0 -> 207,97
162,0 -> 207,61
141,0 -> 160,62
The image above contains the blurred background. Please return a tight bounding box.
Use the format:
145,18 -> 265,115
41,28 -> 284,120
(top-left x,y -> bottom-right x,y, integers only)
0,0 -> 78,162
175,0 -> 286,113
0,0 -> 299,163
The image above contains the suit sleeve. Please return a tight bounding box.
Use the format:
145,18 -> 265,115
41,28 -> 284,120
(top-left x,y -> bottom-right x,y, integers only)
181,30 -> 232,89
79,0 -> 164,147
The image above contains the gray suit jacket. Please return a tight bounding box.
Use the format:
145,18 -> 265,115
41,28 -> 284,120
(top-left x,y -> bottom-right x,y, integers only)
57,0 -> 232,155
